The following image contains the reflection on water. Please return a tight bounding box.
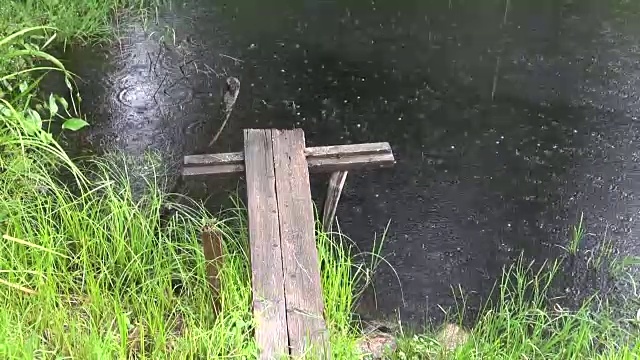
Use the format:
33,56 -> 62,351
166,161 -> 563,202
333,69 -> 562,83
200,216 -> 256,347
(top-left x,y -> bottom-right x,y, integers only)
62,0 -> 640,328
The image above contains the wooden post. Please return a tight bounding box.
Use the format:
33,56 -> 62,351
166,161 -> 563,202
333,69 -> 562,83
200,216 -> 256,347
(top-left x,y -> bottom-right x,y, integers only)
201,224 -> 224,315
322,171 -> 348,233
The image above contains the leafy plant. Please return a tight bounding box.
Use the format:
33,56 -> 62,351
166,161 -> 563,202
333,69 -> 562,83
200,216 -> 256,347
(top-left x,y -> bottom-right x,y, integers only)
0,27 -> 88,135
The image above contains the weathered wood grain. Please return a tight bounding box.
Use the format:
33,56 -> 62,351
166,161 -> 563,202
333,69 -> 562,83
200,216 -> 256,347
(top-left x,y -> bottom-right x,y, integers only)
182,142 -> 395,176
305,142 -> 391,158
243,129 -> 289,360
184,151 -> 244,165
183,129 -> 397,359
306,152 -> 394,173
322,171 -> 348,233
201,224 -> 224,316
182,163 -> 245,177
271,129 -> 329,358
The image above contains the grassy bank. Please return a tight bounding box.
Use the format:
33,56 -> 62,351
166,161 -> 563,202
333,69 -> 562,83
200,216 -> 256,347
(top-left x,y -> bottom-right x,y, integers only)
1,4 -> 640,359
1,0 -> 160,44
393,257 -> 640,359
0,150 -> 369,357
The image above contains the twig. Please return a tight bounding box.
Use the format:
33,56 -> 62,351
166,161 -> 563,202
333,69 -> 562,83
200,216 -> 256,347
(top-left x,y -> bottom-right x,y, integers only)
152,74 -> 168,103
209,77 -> 240,147
219,53 -> 244,63
203,63 -> 221,78
492,0 -> 511,101
152,47 -> 162,76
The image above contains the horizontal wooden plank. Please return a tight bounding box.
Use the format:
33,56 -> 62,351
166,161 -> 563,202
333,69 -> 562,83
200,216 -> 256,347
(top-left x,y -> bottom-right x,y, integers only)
305,142 -> 391,158
182,163 -> 244,177
182,142 -> 394,177
307,152 -> 394,173
184,151 -> 243,166
243,129 -> 289,359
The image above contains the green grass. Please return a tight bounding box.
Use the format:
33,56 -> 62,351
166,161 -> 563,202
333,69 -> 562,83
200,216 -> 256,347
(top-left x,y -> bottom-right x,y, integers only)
569,212 -> 586,255
0,27 -> 375,355
2,4 -> 640,358
0,149 -> 377,358
392,256 -> 640,360
0,0 -> 161,45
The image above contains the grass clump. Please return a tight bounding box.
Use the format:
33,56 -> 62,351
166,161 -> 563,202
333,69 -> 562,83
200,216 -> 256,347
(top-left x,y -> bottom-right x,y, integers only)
0,32 -> 256,354
393,256 -> 640,360
0,153 -> 255,358
0,0 -> 160,44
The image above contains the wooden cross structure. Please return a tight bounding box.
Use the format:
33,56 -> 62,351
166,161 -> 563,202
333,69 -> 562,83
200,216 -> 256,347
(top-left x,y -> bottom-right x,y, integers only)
182,129 -> 394,359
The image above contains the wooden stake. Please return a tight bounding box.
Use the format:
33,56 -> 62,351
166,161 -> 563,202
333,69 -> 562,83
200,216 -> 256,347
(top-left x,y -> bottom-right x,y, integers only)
201,224 -> 224,315
322,171 -> 348,233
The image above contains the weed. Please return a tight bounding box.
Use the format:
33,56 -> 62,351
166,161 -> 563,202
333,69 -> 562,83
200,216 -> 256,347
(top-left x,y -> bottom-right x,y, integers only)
569,211 -> 586,255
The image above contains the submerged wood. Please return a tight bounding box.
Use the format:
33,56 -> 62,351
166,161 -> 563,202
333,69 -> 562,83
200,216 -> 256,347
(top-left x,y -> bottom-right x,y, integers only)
208,76 -> 240,147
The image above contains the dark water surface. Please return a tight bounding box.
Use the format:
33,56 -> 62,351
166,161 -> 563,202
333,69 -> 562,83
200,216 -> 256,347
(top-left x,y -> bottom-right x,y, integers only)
62,0 -> 640,328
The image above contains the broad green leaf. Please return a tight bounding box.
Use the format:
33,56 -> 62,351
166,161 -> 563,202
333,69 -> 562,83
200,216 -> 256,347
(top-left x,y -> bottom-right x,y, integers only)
0,104 -> 10,117
62,118 -> 88,131
48,93 -> 58,116
24,109 -> 42,134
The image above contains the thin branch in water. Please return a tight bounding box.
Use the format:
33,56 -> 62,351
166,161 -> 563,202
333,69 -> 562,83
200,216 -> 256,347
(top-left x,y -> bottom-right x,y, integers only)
491,55 -> 501,101
492,0 -> 511,101
203,63 -> 221,78
152,47 -> 163,76
153,74 -> 168,103
209,77 -> 240,147
219,53 -> 244,63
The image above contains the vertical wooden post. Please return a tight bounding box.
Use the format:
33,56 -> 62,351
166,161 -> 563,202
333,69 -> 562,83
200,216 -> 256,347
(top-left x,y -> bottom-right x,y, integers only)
201,224 -> 224,315
322,171 -> 348,233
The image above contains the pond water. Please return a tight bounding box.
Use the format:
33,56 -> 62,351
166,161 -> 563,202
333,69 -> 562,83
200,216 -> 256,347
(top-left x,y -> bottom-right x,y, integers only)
60,0 -> 640,329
